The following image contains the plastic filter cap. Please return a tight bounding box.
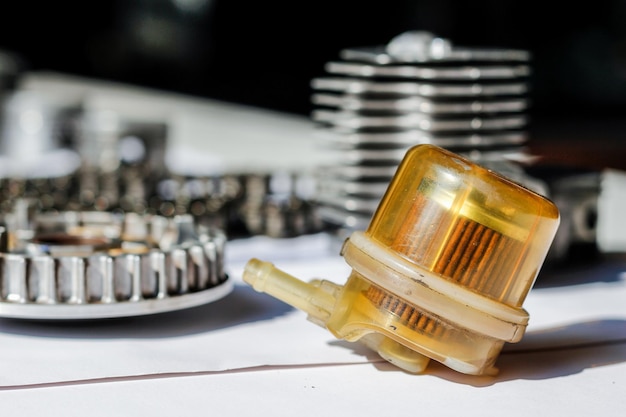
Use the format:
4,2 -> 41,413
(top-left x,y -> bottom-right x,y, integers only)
243,144 -> 560,375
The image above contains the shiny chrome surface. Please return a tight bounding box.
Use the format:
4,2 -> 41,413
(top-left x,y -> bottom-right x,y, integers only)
0,209 -> 231,319
310,31 -> 540,231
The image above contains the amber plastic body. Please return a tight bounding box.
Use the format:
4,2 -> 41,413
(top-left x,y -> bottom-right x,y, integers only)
243,144 -> 560,375
367,145 -> 559,307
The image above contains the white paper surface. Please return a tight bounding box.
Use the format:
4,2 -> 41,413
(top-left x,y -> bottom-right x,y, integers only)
0,234 -> 365,388
1,347 -> 624,417
1,233 -> 625,416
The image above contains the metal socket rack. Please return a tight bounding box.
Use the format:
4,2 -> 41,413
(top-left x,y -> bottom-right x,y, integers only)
0,208 -> 231,319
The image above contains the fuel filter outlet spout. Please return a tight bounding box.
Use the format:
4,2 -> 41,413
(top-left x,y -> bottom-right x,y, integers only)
243,144 -> 560,376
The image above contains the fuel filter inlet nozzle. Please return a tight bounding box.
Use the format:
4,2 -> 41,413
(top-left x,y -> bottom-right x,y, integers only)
243,144 -> 560,375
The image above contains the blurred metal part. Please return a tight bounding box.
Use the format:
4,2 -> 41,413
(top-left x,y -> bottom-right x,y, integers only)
548,169 -> 626,260
245,170 -> 322,238
316,129 -> 528,149
312,93 -> 528,114
324,61 -> 531,80
152,170 -> 323,238
311,31 -> 544,232
0,90 -> 82,180
597,170 -> 626,253
355,31 -> 531,64
1,90 -> 64,157
69,103 -> 169,214
0,89 -> 82,214
0,205 -> 231,319
385,31 -> 453,62
311,77 -> 528,96
0,80 -> 325,239
312,109 -> 528,131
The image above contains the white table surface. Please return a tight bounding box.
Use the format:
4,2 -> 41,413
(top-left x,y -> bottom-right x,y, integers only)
1,232 -> 625,416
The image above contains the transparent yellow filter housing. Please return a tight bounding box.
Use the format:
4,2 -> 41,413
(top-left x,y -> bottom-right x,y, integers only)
243,144 -> 560,375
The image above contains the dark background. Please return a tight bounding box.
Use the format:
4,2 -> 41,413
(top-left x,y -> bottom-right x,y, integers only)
1,0 -> 626,169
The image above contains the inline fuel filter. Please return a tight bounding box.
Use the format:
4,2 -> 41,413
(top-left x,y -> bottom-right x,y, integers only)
243,144 -> 559,375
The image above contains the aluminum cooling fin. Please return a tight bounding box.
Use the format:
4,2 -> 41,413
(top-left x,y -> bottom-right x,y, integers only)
310,31 -> 544,233
0,209 -> 232,319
